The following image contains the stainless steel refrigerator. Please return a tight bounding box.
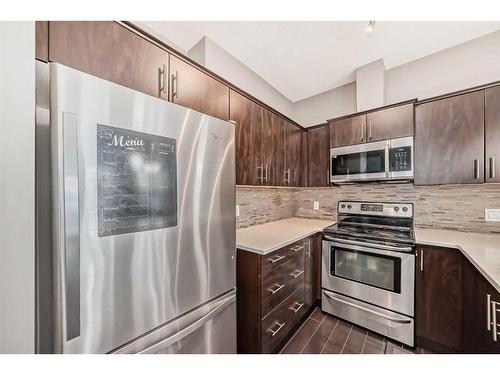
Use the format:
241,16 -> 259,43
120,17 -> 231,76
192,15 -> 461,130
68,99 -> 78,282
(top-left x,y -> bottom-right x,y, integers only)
35,62 -> 236,354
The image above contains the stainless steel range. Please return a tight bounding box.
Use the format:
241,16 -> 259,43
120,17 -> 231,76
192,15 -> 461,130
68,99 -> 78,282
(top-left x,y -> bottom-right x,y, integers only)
322,201 -> 416,346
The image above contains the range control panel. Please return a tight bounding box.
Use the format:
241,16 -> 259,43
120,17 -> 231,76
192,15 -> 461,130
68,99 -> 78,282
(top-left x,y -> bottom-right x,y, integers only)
338,201 -> 413,218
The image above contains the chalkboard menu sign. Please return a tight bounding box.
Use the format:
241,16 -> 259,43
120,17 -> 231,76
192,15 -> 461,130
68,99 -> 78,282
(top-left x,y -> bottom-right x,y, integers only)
97,124 -> 177,236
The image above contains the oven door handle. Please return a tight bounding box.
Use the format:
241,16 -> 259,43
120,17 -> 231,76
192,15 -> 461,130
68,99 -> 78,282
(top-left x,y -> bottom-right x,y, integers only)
323,235 -> 414,253
323,290 -> 413,324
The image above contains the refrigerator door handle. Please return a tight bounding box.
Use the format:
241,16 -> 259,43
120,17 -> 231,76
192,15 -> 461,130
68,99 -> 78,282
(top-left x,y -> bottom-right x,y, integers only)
62,112 -> 81,341
138,292 -> 236,354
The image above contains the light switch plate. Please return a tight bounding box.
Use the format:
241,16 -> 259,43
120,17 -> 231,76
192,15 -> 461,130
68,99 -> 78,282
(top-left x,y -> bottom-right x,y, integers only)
485,208 -> 500,221
236,205 -> 240,217
313,201 -> 319,210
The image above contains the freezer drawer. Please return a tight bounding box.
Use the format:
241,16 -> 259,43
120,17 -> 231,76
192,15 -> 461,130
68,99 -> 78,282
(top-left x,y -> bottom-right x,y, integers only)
322,289 -> 414,347
113,289 -> 236,354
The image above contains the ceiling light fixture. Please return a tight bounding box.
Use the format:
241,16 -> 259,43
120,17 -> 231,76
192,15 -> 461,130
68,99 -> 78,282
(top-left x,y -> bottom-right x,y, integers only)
365,20 -> 376,34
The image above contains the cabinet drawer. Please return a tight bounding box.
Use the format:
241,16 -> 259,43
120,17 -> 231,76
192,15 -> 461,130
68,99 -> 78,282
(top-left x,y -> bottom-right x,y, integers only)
261,255 -> 304,318
261,240 -> 305,275
261,286 -> 305,353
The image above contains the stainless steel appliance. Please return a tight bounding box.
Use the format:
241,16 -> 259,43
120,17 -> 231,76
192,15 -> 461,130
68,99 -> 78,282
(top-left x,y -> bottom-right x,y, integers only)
322,201 -> 416,346
35,62 -> 236,354
330,136 -> 414,183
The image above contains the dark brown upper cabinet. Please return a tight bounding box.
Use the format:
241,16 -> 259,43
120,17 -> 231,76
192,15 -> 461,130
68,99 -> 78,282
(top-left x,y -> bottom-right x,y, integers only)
415,91 -> 484,185
169,54 -> 229,120
284,122 -> 305,186
230,90 -> 263,186
35,21 -> 48,62
262,109 -> 285,186
329,114 -> 365,147
307,124 -> 330,187
416,245 -> 463,352
485,86 -> 500,183
49,21 -> 170,101
329,102 -> 414,148
366,103 -> 414,142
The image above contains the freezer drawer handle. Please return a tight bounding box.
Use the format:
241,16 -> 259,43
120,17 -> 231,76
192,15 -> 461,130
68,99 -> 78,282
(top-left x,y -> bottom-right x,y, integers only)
290,302 -> 304,313
268,283 -> 285,294
267,321 -> 285,337
289,270 -> 304,279
269,254 -> 285,263
138,292 -> 236,354
323,290 -> 412,324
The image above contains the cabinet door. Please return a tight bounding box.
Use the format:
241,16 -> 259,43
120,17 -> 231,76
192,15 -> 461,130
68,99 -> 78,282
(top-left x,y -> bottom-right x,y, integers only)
415,91 -> 484,185
485,86 -> 500,183
366,103 -> 414,142
329,114 -> 366,147
262,110 -> 285,186
35,21 -> 48,62
169,55 -> 229,120
416,245 -> 463,352
307,125 -> 330,187
462,258 -> 500,353
284,122 -> 304,186
49,21 -> 169,100
230,90 -> 263,185
304,233 -> 322,308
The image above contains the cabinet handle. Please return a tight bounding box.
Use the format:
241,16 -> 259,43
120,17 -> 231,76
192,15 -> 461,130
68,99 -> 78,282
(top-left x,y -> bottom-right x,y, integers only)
487,294 -> 492,331
290,302 -> 304,314
267,283 -> 285,294
305,240 -> 311,258
267,321 -> 285,336
171,70 -> 179,99
361,122 -> 365,142
369,122 -> 372,140
290,270 -> 304,279
490,157 -> 496,179
492,299 -> 498,342
257,164 -> 264,184
327,169 -> 330,185
264,164 -> 268,183
474,158 -> 480,180
290,245 -> 304,252
158,64 -> 167,96
420,249 -> 424,272
269,254 -> 285,263
284,168 -> 290,184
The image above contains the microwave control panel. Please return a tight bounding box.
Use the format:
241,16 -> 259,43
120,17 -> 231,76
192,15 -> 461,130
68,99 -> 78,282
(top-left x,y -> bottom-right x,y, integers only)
389,146 -> 412,172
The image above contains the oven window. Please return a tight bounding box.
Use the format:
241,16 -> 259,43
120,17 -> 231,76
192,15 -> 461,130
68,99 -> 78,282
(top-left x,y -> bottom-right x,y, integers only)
330,247 -> 401,293
332,150 -> 385,176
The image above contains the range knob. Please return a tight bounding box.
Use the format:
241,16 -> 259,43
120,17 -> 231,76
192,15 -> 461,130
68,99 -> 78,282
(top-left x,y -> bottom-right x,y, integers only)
402,207 -> 408,213
347,204 -> 352,209
394,206 -> 400,212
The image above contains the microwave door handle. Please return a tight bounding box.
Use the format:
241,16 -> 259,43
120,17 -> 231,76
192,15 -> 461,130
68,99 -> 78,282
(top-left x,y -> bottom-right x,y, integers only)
61,112 -> 81,342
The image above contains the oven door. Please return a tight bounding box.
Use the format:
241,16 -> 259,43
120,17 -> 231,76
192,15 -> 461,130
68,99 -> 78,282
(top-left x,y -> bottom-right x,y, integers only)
330,140 -> 389,183
322,238 -> 415,316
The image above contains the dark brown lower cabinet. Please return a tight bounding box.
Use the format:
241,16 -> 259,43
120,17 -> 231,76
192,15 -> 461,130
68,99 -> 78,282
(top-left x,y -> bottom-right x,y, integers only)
237,233 -> 321,353
416,244 -> 500,353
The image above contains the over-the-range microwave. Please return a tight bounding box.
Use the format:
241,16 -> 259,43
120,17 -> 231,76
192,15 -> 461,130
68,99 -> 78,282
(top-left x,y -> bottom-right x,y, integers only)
330,136 -> 414,183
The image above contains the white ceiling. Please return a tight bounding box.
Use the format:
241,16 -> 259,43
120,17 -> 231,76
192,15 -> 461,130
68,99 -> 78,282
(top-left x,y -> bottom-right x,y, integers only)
141,21 -> 500,102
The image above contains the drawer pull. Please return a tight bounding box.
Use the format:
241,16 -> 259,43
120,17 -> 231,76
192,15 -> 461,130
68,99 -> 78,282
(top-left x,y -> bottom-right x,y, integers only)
269,254 -> 285,263
290,245 -> 304,252
267,321 -> 285,337
289,270 -> 304,279
290,302 -> 304,314
267,283 -> 285,294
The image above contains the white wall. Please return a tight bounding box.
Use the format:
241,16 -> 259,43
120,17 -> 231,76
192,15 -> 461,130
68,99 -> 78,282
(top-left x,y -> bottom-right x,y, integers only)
356,59 -> 385,112
291,82 -> 357,127
385,30 -> 500,104
188,37 -> 295,120
0,21 -> 35,353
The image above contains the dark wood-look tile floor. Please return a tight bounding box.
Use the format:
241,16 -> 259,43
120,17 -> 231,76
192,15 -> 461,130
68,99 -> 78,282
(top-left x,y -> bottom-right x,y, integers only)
280,306 -> 433,354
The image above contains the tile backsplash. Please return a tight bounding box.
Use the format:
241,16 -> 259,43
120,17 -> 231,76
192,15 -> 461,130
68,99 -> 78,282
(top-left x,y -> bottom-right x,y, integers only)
237,183 -> 500,233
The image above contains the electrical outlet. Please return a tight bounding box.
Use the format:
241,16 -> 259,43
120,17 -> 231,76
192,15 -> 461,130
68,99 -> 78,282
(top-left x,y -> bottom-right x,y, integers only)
313,201 -> 319,210
485,208 -> 500,221
236,205 -> 240,217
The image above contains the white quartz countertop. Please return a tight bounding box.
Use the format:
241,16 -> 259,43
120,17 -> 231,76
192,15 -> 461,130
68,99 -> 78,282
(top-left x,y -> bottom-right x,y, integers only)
415,228 -> 500,294
236,218 -> 335,255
